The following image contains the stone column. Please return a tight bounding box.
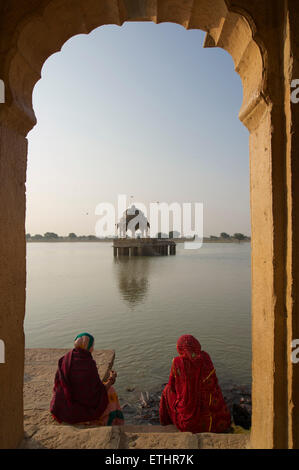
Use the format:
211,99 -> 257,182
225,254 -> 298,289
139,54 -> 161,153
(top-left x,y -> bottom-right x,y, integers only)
0,123 -> 27,449
170,245 -> 176,255
284,0 -> 299,449
137,247 -> 143,256
248,1 -> 299,448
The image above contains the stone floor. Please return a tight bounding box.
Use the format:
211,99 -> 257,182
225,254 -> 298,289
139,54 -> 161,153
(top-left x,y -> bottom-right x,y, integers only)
21,349 -> 250,449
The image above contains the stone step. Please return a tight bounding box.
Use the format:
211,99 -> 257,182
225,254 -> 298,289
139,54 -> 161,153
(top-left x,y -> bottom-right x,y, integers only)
120,430 -> 249,449
21,410 -> 250,449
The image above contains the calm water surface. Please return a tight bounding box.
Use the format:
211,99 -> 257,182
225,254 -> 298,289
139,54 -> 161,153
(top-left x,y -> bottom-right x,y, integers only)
25,242 -> 251,404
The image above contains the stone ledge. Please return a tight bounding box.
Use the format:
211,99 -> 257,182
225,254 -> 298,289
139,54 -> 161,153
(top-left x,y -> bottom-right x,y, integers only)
21,410 -> 250,449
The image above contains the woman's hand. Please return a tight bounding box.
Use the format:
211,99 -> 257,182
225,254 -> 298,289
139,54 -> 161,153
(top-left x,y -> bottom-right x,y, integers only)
109,370 -> 117,385
104,370 -> 117,390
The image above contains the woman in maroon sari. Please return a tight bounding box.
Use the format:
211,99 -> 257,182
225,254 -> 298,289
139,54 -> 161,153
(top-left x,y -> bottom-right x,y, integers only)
50,332 -> 124,426
159,335 -> 231,433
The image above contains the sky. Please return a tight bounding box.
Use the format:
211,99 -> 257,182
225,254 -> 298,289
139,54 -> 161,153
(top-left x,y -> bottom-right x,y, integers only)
26,21 -> 250,238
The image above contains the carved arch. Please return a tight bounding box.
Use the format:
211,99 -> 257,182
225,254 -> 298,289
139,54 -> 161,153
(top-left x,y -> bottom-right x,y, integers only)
0,0 -> 267,135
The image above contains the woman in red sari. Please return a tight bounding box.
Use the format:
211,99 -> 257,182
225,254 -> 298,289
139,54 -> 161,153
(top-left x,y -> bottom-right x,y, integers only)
159,335 -> 231,433
50,332 -> 124,426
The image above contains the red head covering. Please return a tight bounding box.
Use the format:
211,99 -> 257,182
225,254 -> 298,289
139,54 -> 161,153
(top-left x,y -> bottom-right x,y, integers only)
177,334 -> 202,362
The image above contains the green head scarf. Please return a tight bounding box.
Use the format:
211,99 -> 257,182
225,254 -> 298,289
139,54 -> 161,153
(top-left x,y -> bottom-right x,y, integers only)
74,332 -> 94,350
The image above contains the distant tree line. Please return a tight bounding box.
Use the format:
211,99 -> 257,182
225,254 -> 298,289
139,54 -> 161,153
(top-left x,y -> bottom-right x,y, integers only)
209,232 -> 251,241
26,231 -> 250,242
26,232 -> 101,241
158,231 -> 250,241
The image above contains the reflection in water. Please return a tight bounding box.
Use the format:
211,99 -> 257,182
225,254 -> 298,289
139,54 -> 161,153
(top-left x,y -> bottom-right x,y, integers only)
114,257 -> 150,307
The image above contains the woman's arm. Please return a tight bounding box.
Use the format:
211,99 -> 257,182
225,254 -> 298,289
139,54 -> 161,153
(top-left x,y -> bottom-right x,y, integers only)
103,378 -> 113,391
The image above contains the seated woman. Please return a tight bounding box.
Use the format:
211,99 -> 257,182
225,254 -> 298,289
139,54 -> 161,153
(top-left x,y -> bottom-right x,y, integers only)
50,332 -> 124,426
159,334 -> 231,433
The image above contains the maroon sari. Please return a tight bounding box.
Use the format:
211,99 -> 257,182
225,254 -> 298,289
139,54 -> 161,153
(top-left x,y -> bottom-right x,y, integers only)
159,335 -> 231,433
50,348 -> 108,424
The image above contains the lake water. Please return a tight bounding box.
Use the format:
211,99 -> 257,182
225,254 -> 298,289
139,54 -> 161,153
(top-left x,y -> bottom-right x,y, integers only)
25,242 -> 251,406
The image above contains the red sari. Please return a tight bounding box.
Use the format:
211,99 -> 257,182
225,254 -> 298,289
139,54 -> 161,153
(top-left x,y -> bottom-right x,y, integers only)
50,348 -> 108,424
159,335 -> 231,433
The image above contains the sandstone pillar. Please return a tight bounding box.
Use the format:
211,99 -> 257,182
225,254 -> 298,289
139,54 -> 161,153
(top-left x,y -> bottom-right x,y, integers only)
284,0 -> 299,449
0,123 -> 27,448
247,0 -> 299,449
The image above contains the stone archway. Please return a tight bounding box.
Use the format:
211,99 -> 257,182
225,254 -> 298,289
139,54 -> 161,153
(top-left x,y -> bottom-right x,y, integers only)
0,0 -> 298,449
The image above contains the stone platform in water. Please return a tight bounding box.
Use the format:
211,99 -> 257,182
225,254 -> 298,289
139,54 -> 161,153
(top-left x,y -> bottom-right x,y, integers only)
113,238 -> 176,256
